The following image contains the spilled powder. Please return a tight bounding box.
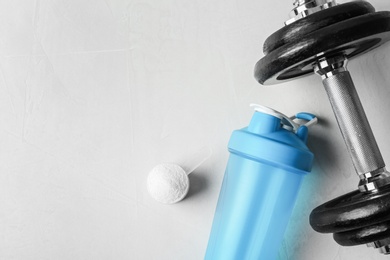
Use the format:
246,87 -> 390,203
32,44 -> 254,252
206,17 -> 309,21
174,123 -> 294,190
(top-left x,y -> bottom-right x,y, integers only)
147,163 -> 190,204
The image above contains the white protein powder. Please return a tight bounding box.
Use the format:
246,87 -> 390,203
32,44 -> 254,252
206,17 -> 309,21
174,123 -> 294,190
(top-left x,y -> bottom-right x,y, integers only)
147,163 -> 190,204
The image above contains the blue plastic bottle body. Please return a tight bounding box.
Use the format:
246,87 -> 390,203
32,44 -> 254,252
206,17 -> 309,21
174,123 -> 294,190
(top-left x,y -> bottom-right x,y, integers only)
204,153 -> 305,260
204,111 -> 314,260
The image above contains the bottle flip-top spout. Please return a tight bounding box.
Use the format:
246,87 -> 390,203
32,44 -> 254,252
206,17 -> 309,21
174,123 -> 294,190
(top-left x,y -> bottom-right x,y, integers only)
249,104 -> 317,143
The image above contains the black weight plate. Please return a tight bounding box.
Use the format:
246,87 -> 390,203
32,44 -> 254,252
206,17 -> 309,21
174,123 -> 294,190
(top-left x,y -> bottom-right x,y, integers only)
264,1 -> 375,54
333,220 -> 390,246
310,187 -> 390,234
255,11 -> 390,85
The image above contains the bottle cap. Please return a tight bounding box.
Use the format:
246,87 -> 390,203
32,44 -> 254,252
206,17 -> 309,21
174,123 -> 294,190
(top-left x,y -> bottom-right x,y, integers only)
228,104 -> 317,174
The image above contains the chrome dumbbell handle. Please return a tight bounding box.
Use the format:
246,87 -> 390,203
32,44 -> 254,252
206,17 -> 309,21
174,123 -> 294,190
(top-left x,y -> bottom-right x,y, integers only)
286,0 -> 337,25
315,56 -> 390,192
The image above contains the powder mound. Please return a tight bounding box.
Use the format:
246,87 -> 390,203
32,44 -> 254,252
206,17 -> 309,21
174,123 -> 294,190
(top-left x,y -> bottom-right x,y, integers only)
147,163 -> 190,204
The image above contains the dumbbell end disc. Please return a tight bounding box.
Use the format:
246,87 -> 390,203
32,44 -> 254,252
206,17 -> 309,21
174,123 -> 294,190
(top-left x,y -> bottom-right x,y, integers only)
310,187 -> 390,246
255,12 -> 390,85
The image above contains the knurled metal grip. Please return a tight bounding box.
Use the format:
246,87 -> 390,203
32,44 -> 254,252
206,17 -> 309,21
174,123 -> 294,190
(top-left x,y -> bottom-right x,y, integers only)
320,68 -> 385,174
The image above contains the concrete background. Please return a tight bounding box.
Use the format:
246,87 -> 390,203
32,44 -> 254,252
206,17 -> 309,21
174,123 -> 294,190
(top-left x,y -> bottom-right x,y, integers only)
1,0 -> 390,259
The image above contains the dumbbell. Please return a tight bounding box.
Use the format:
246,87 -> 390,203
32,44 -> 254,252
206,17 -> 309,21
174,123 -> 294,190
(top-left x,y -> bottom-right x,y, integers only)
255,0 -> 390,255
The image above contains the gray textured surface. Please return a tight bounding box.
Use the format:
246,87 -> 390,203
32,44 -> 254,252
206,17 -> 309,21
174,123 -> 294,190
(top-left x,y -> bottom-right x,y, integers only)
1,0 -> 390,259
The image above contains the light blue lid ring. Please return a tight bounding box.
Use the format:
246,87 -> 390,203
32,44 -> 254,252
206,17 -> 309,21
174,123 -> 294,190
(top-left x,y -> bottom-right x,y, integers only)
228,130 -> 314,174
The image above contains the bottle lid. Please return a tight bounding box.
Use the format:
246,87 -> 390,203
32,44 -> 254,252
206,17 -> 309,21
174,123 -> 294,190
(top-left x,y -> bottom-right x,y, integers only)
228,104 -> 317,174
250,104 -> 317,134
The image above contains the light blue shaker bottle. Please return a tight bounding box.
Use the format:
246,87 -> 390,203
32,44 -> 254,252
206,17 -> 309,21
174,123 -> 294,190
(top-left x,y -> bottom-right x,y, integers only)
205,104 -> 317,260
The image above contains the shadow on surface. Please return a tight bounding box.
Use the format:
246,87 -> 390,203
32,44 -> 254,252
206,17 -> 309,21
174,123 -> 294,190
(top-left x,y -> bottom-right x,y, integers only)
307,116 -> 348,178
185,171 -> 209,201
